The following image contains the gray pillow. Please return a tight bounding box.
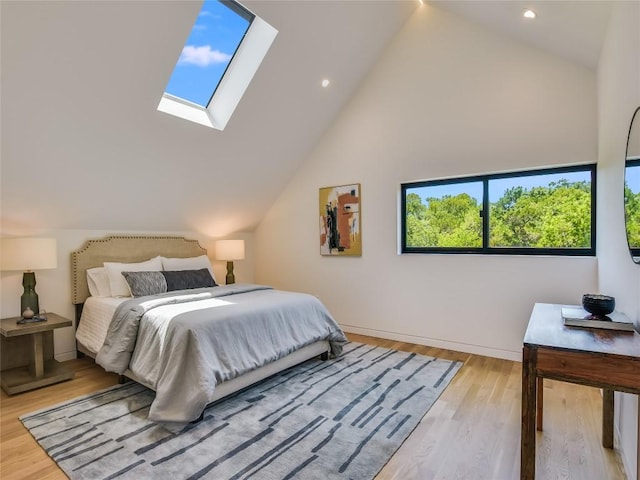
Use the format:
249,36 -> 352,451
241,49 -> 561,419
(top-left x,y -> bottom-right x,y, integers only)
121,271 -> 167,297
162,268 -> 216,291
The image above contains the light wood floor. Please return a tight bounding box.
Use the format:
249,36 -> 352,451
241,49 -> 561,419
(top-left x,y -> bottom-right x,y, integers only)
0,333 -> 627,479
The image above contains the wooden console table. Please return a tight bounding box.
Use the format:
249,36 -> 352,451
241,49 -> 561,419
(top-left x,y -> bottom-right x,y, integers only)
521,303 -> 640,480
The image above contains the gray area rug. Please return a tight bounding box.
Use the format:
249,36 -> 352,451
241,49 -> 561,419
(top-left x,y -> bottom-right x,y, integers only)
21,342 -> 462,480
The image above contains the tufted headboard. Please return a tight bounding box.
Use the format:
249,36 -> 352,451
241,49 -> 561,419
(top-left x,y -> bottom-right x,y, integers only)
71,235 -> 208,306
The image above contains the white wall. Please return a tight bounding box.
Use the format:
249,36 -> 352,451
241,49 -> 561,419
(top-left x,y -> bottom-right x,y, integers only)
0,229 -> 255,362
255,3 -> 598,361
597,2 -> 640,478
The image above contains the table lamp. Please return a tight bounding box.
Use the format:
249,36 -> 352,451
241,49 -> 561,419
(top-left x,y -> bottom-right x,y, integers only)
215,239 -> 245,285
0,238 -> 58,317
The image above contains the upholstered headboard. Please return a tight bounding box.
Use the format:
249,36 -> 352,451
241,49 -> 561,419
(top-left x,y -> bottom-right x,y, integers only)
71,235 -> 208,306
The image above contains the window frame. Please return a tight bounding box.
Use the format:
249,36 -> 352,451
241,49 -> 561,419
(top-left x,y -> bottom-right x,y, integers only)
400,164 -> 597,256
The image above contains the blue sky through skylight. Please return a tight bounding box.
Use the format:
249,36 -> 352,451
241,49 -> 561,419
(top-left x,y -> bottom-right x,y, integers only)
165,0 -> 253,107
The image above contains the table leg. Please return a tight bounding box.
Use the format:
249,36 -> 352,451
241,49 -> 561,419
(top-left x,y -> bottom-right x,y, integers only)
602,389 -> 614,449
30,332 -> 44,378
536,377 -> 543,431
521,345 -> 537,480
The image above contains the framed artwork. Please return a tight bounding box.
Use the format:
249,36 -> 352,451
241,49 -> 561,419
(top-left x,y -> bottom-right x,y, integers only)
319,183 -> 361,256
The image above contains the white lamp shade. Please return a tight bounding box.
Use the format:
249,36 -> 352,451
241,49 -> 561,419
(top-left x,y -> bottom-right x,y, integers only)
0,238 -> 58,271
215,239 -> 245,261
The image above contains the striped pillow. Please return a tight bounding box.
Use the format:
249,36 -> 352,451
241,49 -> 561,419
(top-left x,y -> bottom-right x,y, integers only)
121,271 -> 167,297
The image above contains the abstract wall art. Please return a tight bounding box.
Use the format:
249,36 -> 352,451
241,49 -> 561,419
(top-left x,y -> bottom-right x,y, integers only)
319,183 -> 361,256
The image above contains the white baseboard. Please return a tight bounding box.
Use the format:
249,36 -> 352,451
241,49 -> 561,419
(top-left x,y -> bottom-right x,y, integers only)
340,324 -> 521,362
55,351 -> 76,362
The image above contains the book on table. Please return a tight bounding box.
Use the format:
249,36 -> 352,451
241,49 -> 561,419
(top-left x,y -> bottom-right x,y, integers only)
561,307 -> 636,332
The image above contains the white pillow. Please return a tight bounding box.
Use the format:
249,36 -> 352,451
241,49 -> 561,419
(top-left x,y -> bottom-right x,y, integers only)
161,255 -> 216,283
104,256 -> 163,297
87,267 -> 111,297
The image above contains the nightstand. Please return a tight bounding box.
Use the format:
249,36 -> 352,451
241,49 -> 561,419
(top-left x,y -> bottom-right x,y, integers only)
0,313 -> 74,394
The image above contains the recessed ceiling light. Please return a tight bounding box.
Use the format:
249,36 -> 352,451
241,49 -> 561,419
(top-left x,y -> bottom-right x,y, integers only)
523,9 -> 536,19
321,79 -> 330,88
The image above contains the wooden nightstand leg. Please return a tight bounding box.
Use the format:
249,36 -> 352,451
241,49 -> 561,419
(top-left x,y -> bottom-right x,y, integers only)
30,332 -> 44,378
536,377 -> 544,431
602,389 -> 614,448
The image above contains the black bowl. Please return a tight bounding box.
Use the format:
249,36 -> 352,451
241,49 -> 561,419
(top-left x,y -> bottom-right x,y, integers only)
582,294 -> 615,316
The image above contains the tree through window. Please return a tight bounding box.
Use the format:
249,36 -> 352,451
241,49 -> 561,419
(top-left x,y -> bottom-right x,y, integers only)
401,165 -> 596,256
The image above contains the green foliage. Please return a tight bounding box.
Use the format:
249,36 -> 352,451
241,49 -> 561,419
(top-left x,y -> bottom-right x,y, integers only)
406,179 -> 592,249
491,180 -> 591,248
406,192 -> 481,247
625,183 -> 640,248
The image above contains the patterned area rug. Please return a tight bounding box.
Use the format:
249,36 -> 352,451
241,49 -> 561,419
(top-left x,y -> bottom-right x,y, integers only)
20,343 -> 462,480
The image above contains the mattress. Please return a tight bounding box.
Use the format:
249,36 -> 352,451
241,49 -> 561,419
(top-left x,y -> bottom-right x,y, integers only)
75,296 -> 126,354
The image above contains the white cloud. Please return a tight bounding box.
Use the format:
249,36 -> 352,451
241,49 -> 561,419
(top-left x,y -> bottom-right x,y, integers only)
198,10 -> 217,18
178,45 -> 231,67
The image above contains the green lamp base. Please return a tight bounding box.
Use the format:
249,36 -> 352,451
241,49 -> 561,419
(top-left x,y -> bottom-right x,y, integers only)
225,261 -> 235,285
21,271 -> 40,316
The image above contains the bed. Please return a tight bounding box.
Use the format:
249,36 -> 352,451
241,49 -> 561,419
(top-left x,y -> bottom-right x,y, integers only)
71,235 -> 347,424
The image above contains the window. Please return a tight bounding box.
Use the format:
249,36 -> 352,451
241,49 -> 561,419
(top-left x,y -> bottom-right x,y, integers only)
625,159 -> 640,255
158,0 -> 277,130
404,179 -> 483,250
401,165 -> 596,255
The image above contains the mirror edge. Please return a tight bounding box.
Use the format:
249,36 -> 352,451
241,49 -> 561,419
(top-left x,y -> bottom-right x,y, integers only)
624,106 -> 640,264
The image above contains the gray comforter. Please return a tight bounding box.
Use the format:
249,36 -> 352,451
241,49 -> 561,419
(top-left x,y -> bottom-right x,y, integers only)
96,284 -> 347,423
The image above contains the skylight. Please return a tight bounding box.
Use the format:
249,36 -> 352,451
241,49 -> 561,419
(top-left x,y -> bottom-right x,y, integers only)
165,1 -> 252,107
158,0 -> 277,130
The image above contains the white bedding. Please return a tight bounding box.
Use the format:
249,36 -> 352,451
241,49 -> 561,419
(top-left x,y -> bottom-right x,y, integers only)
96,285 -> 347,423
128,296 -> 236,387
75,296 -> 126,354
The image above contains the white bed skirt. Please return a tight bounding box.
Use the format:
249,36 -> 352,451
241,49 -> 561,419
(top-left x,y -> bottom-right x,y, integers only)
78,340 -> 330,404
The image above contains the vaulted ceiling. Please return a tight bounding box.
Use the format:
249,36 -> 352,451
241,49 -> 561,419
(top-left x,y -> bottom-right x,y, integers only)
431,0 -> 612,69
0,1 -> 613,236
1,0 -> 416,236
